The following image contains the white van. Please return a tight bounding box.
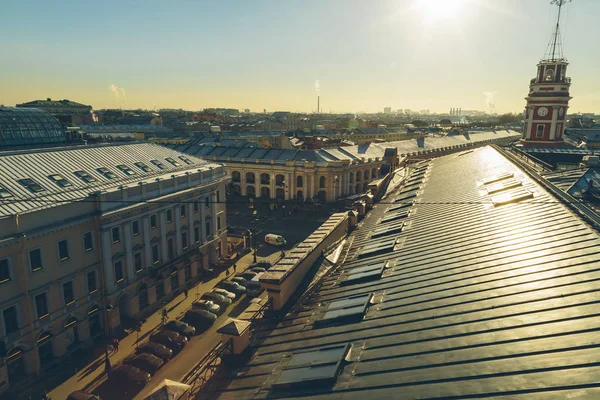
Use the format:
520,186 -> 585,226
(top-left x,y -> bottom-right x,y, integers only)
264,234 -> 286,246
246,272 -> 264,297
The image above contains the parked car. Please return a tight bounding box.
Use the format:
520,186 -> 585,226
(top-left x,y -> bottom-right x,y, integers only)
150,330 -> 188,351
201,292 -> 232,307
109,364 -> 150,390
239,271 -> 258,281
265,233 -> 286,246
137,342 -> 173,361
251,267 -> 266,273
192,299 -> 220,314
250,261 -> 273,270
67,391 -> 101,400
183,309 -> 218,329
212,288 -> 236,300
163,320 -> 196,338
124,353 -> 164,374
217,280 -> 246,296
231,276 -> 249,287
246,272 -> 265,297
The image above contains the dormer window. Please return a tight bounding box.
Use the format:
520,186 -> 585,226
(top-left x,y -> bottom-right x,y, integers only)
165,158 -> 180,167
134,162 -> 151,172
545,69 -> 554,82
74,170 -> 97,184
48,174 -> 72,188
151,160 -> 165,170
18,178 -> 45,193
97,167 -> 117,179
116,165 -> 136,176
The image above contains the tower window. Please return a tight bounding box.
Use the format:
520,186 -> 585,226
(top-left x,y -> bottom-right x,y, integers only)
536,125 -> 545,138
545,69 -> 554,82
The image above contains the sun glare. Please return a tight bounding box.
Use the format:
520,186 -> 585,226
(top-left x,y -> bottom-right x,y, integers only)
415,0 -> 471,23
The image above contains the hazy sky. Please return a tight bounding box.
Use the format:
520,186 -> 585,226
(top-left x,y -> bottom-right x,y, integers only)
1,0 -> 598,113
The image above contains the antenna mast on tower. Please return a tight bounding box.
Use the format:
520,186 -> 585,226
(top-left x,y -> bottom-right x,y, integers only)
543,0 -> 572,62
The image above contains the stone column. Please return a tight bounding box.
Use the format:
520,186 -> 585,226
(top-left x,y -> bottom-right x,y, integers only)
142,216 -> 151,269
124,222 -> 135,280
200,197 -> 207,244
160,211 -> 168,259
549,106 -> 559,140
101,230 -> 115,291
175,205 -> 182,254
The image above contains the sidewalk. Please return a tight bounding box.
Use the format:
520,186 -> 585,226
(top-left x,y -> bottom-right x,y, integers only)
48,250 -> 278,400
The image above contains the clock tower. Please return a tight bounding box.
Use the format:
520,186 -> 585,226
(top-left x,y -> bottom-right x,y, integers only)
521,0 -> 572,147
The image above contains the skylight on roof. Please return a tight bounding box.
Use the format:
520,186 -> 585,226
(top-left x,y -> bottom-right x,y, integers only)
74,170 -> 96,184
380,210 -> 409,224
372,221 -> 404,238
357,237 -> 401,259
315,293 -> 373,327
0,184 -> 13,199
151,160 -> 165,170
116,165 -> 136,176
48,174 -> 72,188
165,157 -> 180,167
178,155 -> 193,165
491,188 -> 533,206
483,171 -> 514,185
272,344 -> 351,391
18,178 -> 45,193
485,178 -> 522,194
96,167 -> 117,179
134,162 -> 151,172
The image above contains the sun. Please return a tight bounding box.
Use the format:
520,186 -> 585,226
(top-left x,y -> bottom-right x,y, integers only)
414,0 -> 472,23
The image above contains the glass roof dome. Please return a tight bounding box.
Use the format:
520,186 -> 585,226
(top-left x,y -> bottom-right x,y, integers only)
0,107 -> 66,149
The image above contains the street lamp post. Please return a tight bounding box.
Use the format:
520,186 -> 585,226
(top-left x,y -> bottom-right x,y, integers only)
252,210 -> 258,263
102,298 -> 114,373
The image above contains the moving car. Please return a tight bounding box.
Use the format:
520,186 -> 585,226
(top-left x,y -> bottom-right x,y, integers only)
137,342 -> 173,361
66,391 -> 101,400
212,288 -> 236,300
109,364 -> 150,390
150,330 -> 188,351
201,292 -> 232,307
192,299 -> 220,314
217,280 -> 246,296
163,320 -> 196,338
183,309 -> 218,329
265,233 -> 286,246
124,353 -> 164,374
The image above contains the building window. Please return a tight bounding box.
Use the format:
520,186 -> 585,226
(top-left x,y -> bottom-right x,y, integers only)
152,245 -> 160,264
165,157 -> 180,167
260,173 -> 270,185
35,293 -> 49,319
58,239 -> 70,262
205,220 -> 211,239
114,260 -> 124,282
194,227 -> 200,243
217,216 -> 221,231
180,205 -> 186,218
3,306 -> 18,335
0,184 -> 13,199
171,269 -> 179,290
116,165 -> 136,176
112,227 -> 120,244
166,209 -> 173,223
151,160 -> 165,170
48,174 -> 72,188
178,155 -> 193,165
182,232 -> 188,249
232,171 -> 241,183
246,172 -> 255,184
132,220 -> 140,236
87,271 -> 97,294
205,197 -> 209,208
134,252 -> 143,272
83,232 -> 94,252
319,176 -> 326,189
545,68 -> 554,81
29,249 -> 43,272
96,167 -> 117,179
134,162 -> 151,172
297,176 -> 303,188
0,258 -> 11,284
168,238 -> 175,259
216,191 -> 220,203
18,178 -> 46,193
62,281 -> 74,305
74,170 -> 96,184
536,124 -> 544,138
193,200 -> 199,213
150,214 -> 157,229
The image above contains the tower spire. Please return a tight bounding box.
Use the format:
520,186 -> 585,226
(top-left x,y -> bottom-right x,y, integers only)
543,0 -> 571,62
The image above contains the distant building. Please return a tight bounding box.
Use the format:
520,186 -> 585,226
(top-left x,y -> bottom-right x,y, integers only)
383,107 -> 392,114
16,98 -> 93,126
0,107 -> 66,149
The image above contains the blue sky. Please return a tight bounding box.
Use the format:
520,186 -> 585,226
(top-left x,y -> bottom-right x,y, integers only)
1,0 -> 598,113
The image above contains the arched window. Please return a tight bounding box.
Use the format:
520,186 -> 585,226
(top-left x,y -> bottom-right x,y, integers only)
372,168 -> 378,178
296,176 -> 303,188
296,190 -> 303,200
170,267 -> 179,291
231,171 -> 241,182
275,174 -> 285,186
317,190 -> 327,202
87,305 -> 102,336
355,183 -> 361,193
6,346 -> 26,385
261,186 -> 271,198
260,173 -> 270,185
545,69 -> 554,82
245,172 -> 255,184
319,176 -> 326,189
246,185 -> 255,197
37,331 -> 53,368
364,170 -> 369,181
356,171 -> 361,182
232,184 -> 241,195
205,216 -> 212,239
276,188 -> 284,199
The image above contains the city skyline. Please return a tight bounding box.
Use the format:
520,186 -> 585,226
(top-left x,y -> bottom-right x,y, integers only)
1,0 -> 599,114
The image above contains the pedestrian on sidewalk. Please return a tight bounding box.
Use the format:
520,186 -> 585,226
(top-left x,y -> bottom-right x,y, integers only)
233,263 -> 237,272
112,338 -> 119,353
226,267 -> 230,277
184,288 -> 188,298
